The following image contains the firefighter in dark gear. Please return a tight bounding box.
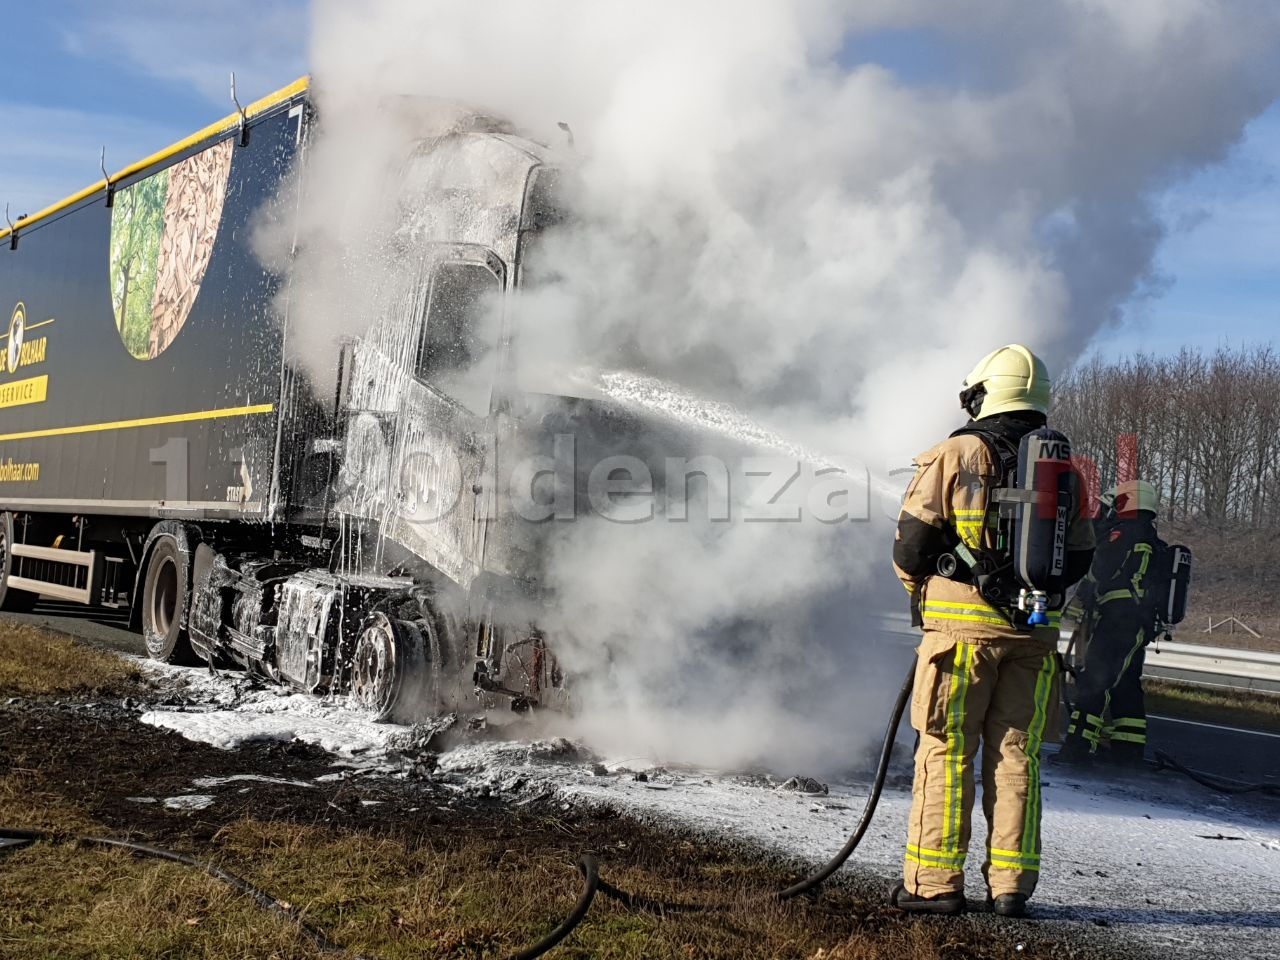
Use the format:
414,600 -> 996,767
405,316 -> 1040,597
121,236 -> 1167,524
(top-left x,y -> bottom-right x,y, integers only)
891,344 -> 1095,918
1058,479 -> 1161,768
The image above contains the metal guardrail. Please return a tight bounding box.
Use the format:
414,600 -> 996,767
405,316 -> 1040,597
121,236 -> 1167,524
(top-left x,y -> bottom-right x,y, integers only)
1142,638 -> 1280,696
875,612 -> 1280,695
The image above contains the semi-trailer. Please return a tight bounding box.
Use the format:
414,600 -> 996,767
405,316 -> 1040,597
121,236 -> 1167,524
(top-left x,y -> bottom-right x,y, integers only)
0,77 -> 577,721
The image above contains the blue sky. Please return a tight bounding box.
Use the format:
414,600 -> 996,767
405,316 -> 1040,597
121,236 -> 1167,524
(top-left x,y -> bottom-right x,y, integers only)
1102,99 -> 1280,356
0,4 -> 1275,360
0,2 -> 306,216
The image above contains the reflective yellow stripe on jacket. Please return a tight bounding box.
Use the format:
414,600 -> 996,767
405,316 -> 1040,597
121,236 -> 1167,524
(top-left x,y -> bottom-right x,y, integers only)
1097,542 -> 1154,606
952,508 -> 987,549
922,599 -> 1062,629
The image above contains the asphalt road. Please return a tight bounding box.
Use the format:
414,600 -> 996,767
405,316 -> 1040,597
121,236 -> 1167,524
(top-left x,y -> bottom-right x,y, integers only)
1147,714 -> 1280,787
9,601 -> 1280,791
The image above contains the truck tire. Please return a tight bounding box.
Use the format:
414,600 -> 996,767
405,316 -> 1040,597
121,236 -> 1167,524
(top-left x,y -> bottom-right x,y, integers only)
141,535 -> 198,664
347,611 -> 426,722
0,513 -> 38,613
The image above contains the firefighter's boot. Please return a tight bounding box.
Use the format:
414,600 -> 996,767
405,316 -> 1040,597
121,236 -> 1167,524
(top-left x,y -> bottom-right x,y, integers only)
989,893 -> 1029,918
890,884 -> 966,915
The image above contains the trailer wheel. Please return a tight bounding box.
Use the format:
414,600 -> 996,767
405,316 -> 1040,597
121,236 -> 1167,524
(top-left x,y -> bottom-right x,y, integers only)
0,513 -> 38,612
348,611 -> 426,722
141,535 -> 198,664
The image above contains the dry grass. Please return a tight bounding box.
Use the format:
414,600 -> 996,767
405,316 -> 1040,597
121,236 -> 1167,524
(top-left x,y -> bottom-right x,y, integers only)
0,623 -> 141,698
1163,520 -> 1280,653
0,792 -> 1070,960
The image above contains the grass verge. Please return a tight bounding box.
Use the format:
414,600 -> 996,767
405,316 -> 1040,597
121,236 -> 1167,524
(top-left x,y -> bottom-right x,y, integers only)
0,791 -> 1070,960
1145,679 -> 1280,734
0,622 -> 141,698
2,773 -> 1100,960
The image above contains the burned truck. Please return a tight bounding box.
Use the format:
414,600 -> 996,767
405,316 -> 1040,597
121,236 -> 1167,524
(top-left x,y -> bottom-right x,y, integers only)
0,77 -> 578,719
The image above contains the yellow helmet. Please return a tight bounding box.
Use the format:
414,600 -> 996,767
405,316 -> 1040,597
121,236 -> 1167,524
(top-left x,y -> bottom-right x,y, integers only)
1110,479 -> 1159,516
959,344 -> 1051,419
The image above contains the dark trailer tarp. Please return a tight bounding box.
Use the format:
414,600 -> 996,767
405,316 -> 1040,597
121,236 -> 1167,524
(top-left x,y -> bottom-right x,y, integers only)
0,79 -> 310,522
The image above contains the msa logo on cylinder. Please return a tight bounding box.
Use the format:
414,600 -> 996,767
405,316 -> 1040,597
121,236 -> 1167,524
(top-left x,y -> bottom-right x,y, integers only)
1036,438 -> 1072,461
1011,427 -> 1074,591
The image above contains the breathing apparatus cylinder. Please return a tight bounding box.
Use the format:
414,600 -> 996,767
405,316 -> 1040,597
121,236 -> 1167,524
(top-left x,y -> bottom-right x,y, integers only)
1007,427 -> 1073,594
1160,544 -> 1193,626
936,426 -> 1076,627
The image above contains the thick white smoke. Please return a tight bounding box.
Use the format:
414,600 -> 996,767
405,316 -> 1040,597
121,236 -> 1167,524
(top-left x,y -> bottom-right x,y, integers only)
285,0 -> 1280,771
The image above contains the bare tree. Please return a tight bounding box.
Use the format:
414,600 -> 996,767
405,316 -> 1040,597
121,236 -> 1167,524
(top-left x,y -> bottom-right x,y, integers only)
1052,344 -> 1280,529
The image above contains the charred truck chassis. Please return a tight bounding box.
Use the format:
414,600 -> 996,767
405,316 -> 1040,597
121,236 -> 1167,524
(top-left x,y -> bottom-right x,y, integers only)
0,77 -> 571,722
0,508 -> 564,721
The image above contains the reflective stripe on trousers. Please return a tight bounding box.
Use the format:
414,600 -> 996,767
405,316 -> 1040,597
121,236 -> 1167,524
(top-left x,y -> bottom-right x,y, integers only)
1098,627 -> 1147,748
1067,627 -> 1147,753
1106,716 -> 1148,744
904,632 -> 1059,899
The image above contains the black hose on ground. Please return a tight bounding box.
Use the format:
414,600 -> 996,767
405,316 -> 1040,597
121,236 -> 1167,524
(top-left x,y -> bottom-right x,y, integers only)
776,658 -> 914,901
0,825 -> 601,960
506,855 -> 600,960
0,826 -> 356,956
1152,750 -> 1280,797
587,657 -> 917,915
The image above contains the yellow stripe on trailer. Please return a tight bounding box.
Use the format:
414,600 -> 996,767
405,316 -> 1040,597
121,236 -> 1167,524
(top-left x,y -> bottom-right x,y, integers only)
0,76 -> 311,242
0,403 -> 275,444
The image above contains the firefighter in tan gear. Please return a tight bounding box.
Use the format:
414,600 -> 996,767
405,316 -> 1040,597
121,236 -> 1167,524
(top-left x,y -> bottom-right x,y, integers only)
890,344 -> 1095,918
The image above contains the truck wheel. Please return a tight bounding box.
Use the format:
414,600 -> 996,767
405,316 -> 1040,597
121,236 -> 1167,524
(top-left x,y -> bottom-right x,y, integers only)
141,535 -> 198,664
0,513 -> 38,612
348,611 -> 426,722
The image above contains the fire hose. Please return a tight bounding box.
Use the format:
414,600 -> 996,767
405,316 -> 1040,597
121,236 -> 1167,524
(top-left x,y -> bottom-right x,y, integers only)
0,826 -> 364,958
1151,750 -> 1280,797
568,664 -> 1280,932
521,657 -> 919,948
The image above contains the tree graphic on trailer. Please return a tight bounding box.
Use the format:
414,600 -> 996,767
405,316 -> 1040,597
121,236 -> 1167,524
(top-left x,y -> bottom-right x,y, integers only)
109,171 -> 169,360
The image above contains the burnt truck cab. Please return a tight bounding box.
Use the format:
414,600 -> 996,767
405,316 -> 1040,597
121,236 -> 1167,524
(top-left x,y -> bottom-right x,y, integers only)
188,121 -> 579,721
0,77 -> 613,724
